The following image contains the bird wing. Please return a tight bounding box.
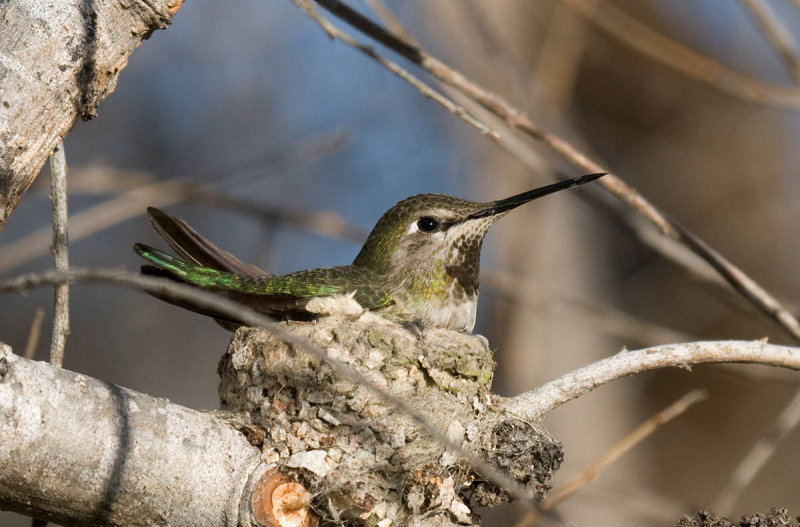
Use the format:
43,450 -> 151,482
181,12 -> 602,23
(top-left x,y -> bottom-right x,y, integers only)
135,243 -> 386,325
136,209 -> 393,327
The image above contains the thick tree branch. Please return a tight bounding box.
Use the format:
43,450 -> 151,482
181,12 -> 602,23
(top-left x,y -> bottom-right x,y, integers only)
505,340 -> 800,422
0,0 -> 184,232
0,342 -> 265,526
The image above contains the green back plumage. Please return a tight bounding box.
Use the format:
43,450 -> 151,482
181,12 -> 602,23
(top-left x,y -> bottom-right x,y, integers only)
134,243 -> 392,310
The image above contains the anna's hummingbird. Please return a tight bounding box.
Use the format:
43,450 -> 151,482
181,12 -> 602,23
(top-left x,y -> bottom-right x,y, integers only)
134,173 -> 604,332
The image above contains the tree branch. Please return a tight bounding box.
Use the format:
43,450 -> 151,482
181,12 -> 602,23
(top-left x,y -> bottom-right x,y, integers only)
505,340 -> 800,422
0,0 -> 184,232
48,142 -> 69,366
540,390 -> 707,511
0,342 -> 264,526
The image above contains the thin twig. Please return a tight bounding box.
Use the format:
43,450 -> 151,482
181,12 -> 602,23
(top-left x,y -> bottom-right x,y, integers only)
363,0 -> 416,43
0,180 -> 187,275
0,267 -> 539,509
559,0 -> 800,108
0,131 -> 349,275
740,0 -> 800,84
0,181 -> 364,276
512,390 -> 706,527
713,386 -> 800,514
542,389 -> 707,510
22,308 -> 45,360
35,141 -> 70,527
309,0 -> 800,344
505,340 -> 800,422
48,142 -> 68,367
292,0 -> 500,140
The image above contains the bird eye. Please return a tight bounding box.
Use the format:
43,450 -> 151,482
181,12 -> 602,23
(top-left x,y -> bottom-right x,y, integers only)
416,216 -> 441,233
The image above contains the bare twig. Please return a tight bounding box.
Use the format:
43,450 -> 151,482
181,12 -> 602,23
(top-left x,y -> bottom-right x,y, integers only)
0,267 -> 538,508
0,131 -> 349,275
0,181 -> 363,276
22,308 -> 45,360
740,0 -> 800,84
363,0 -> 416,43
0,180 -> 187,275
291,0 -> 500,140
512,391 -> 706,527
48,142 -> 69,367
505,340 -> 800,422
34,141 -> 70,527
542,390 -> 707,511
309,0 -> 800,344
559,0 -> 800,108
0,133 -> 350,275
713,386 -> 800,514
670,220 -> 800,341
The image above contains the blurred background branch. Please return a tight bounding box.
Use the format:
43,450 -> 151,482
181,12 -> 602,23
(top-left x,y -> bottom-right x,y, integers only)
560,0 -> 800,107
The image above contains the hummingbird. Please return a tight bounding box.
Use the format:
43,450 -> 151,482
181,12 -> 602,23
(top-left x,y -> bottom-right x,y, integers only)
134,173 -> 604,332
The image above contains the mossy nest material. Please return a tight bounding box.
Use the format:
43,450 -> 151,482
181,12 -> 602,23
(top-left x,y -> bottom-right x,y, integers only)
218,310 -> 562,526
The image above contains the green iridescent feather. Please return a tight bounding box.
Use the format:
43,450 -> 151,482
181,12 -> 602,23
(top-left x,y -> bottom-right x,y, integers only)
134,243 -> 393,310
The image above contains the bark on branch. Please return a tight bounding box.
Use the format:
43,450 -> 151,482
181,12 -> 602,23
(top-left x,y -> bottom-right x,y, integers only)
0,342 -> 271,527
0,0 -> 184,232
505,340 -> 800,422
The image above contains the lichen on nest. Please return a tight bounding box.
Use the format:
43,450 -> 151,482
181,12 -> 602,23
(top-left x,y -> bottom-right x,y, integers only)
218,310 -> 562,526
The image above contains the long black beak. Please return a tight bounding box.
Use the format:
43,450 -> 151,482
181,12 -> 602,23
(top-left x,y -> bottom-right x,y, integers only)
467,173 -> 606,220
